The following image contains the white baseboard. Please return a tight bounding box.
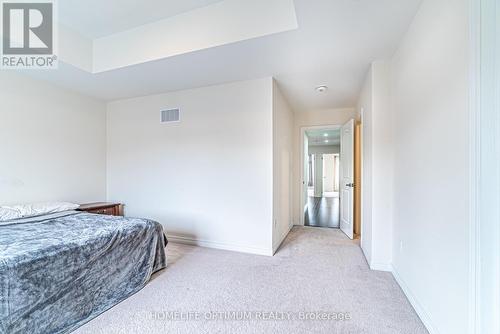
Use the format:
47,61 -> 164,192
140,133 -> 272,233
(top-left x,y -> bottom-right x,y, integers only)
369,261 -> 392,272
391,265 -> 440,334
168,234 -> 273,257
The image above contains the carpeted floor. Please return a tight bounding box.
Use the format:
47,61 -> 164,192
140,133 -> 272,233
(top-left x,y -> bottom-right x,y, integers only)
74,227 -> 428,334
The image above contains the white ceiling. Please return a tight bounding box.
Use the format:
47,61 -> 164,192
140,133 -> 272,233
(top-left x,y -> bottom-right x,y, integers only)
30,0 -> 422,111
59,0 -> 223,38
307,129 -> 341,146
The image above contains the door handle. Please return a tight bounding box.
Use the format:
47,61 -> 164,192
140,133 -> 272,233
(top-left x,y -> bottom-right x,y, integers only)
346,183 -> 355,188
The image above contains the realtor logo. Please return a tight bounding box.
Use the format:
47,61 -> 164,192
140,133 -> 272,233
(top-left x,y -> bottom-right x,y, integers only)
1,0 -> 57,69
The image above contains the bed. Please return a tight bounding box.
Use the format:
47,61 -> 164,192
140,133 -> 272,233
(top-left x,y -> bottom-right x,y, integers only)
0,210 -> 167,334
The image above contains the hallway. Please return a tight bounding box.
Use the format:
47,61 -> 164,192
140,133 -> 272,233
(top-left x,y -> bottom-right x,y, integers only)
304,194 -> 340,228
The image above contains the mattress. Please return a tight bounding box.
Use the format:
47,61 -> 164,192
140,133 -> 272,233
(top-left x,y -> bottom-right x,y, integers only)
0,211 -> 167,334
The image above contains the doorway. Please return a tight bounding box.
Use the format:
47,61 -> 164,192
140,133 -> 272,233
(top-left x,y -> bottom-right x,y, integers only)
303,128 -> 341,228
300,120 -> 361,239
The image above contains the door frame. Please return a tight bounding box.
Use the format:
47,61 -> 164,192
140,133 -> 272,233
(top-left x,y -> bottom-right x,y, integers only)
339,119 -> 355,239
299,124 -> 342,226
469,0 -> 500,333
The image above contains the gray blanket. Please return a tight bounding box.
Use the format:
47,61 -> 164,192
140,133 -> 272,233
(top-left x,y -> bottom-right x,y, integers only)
0,211 -> 167,334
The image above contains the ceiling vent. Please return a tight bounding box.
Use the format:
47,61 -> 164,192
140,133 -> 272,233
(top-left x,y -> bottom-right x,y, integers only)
161,108 -> 180,123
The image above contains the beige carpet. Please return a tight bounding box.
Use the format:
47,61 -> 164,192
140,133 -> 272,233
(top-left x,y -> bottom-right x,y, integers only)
74,227 -> 428,334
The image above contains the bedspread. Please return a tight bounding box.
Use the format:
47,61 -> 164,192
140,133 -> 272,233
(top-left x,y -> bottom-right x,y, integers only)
0,211 -> 167,334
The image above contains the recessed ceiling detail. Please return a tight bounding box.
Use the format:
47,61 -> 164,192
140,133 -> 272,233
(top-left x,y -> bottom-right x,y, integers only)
56,0 -> 298,73
59,0 -> 224,39
27,0 -> 422,111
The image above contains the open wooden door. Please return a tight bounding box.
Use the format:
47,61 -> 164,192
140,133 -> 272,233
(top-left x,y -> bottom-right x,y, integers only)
340,119 -> 355,239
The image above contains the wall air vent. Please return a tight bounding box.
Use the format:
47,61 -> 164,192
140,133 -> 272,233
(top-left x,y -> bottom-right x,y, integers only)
161,108 -> 180,123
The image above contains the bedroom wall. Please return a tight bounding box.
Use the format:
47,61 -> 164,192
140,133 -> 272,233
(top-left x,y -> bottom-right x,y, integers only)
389,0 -> 470,333
357,69 -> 374,264
272,80 -> 294,253
106,77 -> 275,255
292,108 -> 355,225
0,72 -> 107,206
356,61 -> 393,271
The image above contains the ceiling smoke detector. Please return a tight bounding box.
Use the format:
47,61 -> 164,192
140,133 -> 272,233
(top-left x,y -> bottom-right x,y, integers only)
315,85 -> 328,93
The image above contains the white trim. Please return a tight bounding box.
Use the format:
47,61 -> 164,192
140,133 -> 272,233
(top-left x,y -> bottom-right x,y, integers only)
299,124 -> 342,226
273,223 -> 293,254
473,1 -> 500,333
167,234 -> 273,256
468,0 -> 480,332
369,261 -> 392,272
358,114 -> 367,261
391,265 -> 441,334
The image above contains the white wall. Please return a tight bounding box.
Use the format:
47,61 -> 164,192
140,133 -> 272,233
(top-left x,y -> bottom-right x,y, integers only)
107,78 -> 275,256
0,72 -> 106,205
389,0 -> 470,333
302,133 -> 309,213
476,1 -> 500,333
59,25 -> 94,72
307,145 -> 341,198
293,108 -> 355,224
313,153 -> 323,197
272,80 -> 294,252
357,67 -> 374,264
308,145 -> 340,155
357,61 -> 393,270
